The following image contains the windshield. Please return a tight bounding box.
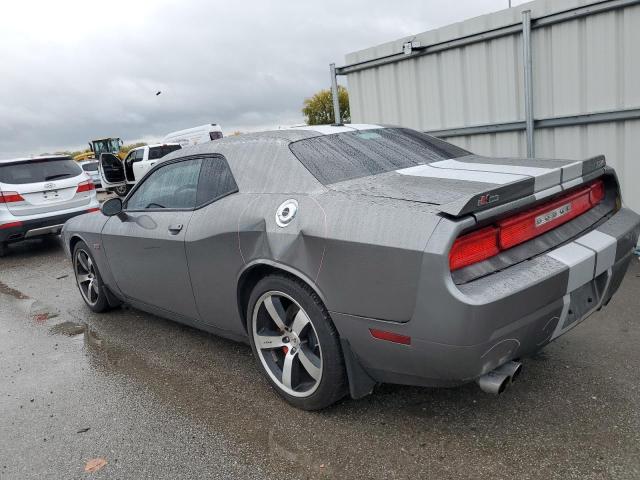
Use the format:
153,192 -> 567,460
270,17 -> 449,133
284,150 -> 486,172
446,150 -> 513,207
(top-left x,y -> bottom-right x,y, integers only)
0,158 -> 82,184
81,162 -> 98,172
148,145 -> 182,160
289,128 -> 470,185
93,139 -> 120,155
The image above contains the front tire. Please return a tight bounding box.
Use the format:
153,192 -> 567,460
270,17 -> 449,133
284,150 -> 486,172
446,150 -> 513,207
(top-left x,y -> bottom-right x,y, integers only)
248,274 -> 347,410
72,241 -> 110,313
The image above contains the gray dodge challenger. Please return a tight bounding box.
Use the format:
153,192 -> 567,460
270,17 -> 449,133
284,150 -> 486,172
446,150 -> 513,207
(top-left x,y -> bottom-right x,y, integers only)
62,125 -> 640,410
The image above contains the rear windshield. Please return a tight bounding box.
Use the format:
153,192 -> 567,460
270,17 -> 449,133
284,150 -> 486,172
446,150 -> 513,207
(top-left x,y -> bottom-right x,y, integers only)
0,158 -> 82,185
289,128 -> 470,185
81,162 -> 98,172
148,145 -> 182,160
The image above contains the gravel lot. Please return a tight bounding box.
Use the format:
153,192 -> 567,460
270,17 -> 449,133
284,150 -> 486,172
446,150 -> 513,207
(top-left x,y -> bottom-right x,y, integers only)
1,237 -> 639,479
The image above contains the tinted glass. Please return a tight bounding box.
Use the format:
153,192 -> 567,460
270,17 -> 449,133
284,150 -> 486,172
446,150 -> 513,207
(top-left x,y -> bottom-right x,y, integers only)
209,131 -> 223,141
81,162 -> 98,172
0,158 -> 82,184
135,149 -> 145,160
148,145 -> 182,160
196,156 -> 238,206
126,158 -> 201,210
289,128 -> 470,185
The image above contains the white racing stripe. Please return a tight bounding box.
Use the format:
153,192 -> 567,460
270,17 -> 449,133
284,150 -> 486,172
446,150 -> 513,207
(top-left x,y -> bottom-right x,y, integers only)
561,162 -> 583,182
550,268 -> 613,340
575,230 -> 617,277
396,164 -> 527,185
546,229 -> 618,340
430,159 -> 553,176
546,242 -> 595,293
430,159 -> 560,191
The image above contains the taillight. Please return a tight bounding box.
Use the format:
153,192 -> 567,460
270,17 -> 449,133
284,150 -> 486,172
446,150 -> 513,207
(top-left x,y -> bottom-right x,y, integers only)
498,189 -> 592,250
449,227 -> 499,271
86,208 -> 100,213
0,191 -> 25,203
449,180 -> 605,271
590,181 -> 605,204
77,180 -> 95,193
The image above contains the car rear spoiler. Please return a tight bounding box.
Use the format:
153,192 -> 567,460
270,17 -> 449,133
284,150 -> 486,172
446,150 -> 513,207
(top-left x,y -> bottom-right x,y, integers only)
438,155 -> 607,218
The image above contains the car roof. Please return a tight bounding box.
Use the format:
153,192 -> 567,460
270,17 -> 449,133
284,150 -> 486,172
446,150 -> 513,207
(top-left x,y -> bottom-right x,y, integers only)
159,124 -> 388,164
0,154 -> 72,164
130,143 -> 181,151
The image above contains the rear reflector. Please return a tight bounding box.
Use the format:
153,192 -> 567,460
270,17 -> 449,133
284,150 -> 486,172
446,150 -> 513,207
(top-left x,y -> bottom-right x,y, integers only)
0,221 -> 23,230
86,208 -> 100,213
369,328 -> 411,345
449,179 -> 605,271
77,180 -> 95,193
0,191 -> 25,203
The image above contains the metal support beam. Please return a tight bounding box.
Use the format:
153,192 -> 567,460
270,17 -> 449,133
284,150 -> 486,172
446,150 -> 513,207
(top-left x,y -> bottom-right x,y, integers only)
329,63 -> 341,125
426,108 -> 640,138
522,10 -> 535,157
334,0 -> 640,76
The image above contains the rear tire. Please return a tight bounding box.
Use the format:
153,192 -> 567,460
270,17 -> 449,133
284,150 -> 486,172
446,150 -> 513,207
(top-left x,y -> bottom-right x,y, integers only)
0,242 -> 7,258
247,274 -> 347,410
72,241 -> 110,313
114,184 -> 131,197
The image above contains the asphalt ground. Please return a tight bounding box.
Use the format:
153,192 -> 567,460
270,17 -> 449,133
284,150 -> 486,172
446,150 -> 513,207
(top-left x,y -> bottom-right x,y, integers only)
1,236 -> 639,479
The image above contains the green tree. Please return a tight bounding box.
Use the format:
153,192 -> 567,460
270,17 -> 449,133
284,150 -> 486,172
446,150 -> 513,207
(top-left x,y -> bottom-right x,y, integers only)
302,85 -> 350,125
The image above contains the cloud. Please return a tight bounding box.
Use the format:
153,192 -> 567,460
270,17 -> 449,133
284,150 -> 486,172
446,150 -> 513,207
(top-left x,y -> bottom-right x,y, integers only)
0,0 -> 525,157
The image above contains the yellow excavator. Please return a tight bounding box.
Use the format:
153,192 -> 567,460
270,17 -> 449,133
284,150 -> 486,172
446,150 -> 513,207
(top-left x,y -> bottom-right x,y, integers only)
73,137 -> 125,162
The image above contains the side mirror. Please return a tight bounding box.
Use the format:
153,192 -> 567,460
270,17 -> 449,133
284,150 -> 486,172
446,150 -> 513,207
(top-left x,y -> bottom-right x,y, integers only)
101,197 -> 123,216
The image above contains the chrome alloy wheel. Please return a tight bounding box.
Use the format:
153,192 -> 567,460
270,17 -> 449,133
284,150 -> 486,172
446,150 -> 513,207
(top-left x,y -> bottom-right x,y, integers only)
74,249 -> 99,306
252,291 -> 323,397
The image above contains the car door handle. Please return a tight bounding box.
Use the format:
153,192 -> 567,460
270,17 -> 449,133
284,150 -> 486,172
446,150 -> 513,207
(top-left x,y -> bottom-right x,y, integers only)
168,223 -> 183,234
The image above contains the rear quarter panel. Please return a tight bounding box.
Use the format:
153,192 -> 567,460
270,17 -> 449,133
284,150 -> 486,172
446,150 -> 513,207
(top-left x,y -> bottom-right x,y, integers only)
314,192 -> 442,322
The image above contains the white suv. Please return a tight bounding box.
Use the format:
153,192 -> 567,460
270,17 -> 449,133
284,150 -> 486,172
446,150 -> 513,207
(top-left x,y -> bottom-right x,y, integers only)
99,143 -> 181,196
0,155 -> 100,256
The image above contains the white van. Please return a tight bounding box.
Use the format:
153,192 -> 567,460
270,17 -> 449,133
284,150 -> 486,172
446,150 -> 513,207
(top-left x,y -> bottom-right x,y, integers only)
162,124 -> 223,147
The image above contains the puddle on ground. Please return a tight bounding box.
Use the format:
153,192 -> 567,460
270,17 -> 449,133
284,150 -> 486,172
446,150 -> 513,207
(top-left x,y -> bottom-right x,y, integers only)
49,321 -> 86,336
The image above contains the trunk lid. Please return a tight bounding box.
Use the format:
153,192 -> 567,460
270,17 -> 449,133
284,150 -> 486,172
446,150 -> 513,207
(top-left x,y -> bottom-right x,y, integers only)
330,154 -> 607,217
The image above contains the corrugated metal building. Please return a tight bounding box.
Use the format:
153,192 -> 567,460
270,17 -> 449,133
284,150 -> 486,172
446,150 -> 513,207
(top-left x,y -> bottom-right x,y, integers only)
338,0 -> 640,214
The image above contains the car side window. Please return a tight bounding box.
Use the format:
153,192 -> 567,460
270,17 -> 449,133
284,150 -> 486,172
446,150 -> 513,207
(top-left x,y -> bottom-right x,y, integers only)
195,155 -> 238,207
135,149 -> 145,161
126,158 -> 202,210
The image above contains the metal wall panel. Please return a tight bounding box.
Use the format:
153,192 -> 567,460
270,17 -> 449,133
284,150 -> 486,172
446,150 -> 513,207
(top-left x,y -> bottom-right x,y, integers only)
342,0 -> 640,214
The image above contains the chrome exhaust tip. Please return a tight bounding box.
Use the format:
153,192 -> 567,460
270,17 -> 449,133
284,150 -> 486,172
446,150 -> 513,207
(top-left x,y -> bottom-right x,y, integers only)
495,361 -> 523,382
476,371 -> 510,395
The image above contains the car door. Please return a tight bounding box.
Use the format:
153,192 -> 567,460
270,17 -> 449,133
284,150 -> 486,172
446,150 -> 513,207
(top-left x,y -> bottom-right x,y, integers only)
98,153 -> 126,189
101,157 -> 202,320
184,154 -> 244,333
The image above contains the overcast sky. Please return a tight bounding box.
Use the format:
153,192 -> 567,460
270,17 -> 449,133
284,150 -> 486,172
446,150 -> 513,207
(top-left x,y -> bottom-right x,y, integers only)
0,0 -> 528,157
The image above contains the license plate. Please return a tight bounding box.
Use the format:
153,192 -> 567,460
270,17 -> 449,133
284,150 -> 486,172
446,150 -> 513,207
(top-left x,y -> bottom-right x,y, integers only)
535,202 -> 572,227
43,190 -> 60,200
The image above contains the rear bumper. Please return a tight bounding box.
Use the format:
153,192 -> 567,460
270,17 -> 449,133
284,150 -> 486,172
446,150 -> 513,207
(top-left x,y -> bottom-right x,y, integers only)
332,207 -> 640,388
0,208 -> 99,243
